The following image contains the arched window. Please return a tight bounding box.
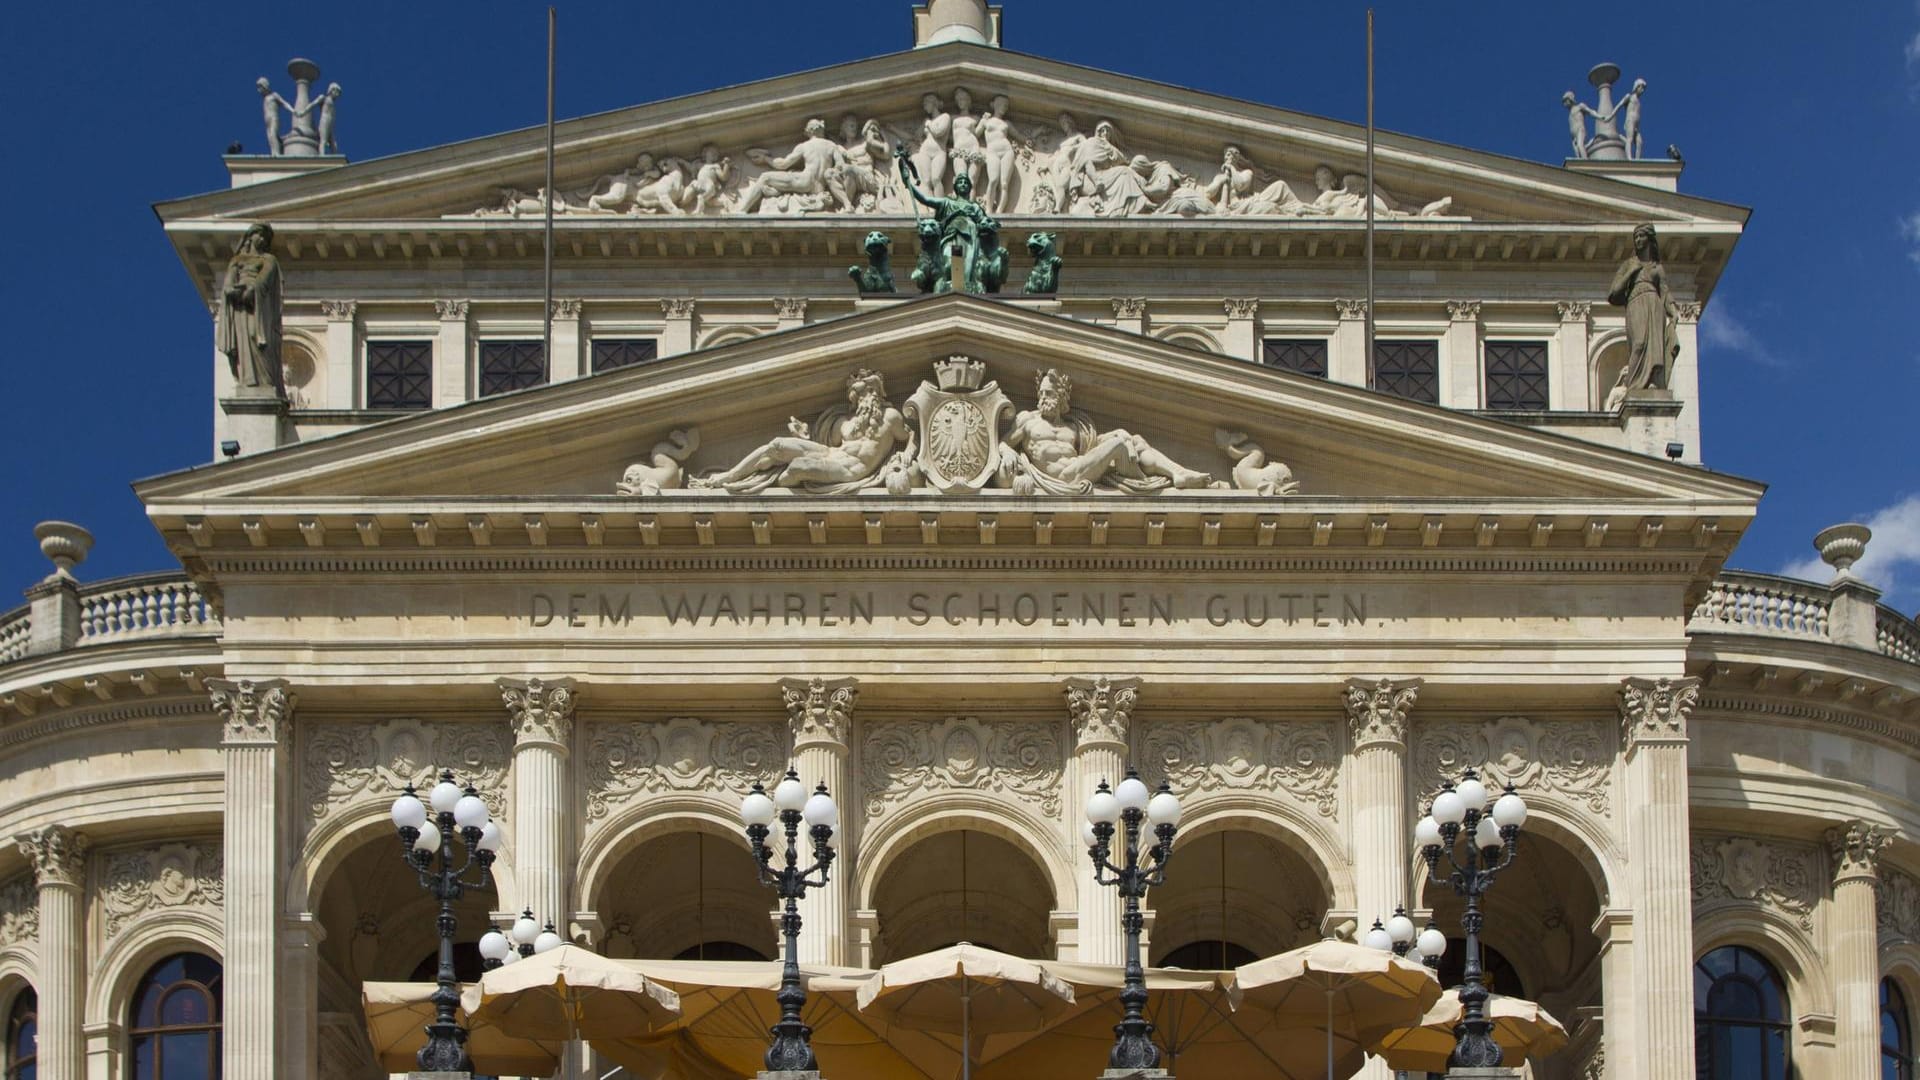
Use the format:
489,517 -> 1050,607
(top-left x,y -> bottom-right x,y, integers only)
6,989 -> 35,1080
127,953 -> 221,1080
1694,945 -> 1789,1080
1885,978 -> 1915,1080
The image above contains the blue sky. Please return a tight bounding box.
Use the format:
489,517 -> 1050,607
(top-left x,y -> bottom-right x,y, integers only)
2,1 -> 1916,609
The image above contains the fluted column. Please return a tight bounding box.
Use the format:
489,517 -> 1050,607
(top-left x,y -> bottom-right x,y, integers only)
15,826 -> 87,1080
1344,678 -> 1419,928
781,677 -> 857,965
1828,821 -> 1889,1080
1619,676 -> 1700,1080
209,677 -> 294,1080
1063,676 -> 1139,964
500,678 -> 578,933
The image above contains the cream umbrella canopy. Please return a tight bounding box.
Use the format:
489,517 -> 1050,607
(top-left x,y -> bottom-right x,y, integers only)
1360,988 -> 1568,1075
470,944 -> 681,1041
361,981 -> 563,1076
856,944 -> 1077,1080
1229,939 -> 1441,1080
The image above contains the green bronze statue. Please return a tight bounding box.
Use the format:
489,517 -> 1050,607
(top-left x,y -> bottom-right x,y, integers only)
1022,231 -> 1063,295
848,230 -> 896,294
895,142 -> 1006,294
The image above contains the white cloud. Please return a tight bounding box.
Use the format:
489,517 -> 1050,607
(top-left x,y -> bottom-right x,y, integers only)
1779,493 -> 1920,607
1907,29 -> 1920,68
1902,211 -> 1920,265
1699,303 -> 1785,369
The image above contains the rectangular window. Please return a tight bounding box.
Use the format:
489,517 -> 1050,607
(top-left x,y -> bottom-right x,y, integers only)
591,338 -> 661,374
1260,339 -> 1328,378
1484,340 -> 1551,411
365,340 -> 433,410
478,341 -> 547,397
1373,340 -> 1439,403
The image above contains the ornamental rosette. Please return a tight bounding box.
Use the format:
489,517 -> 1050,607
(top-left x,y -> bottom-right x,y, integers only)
1343,677 -> 1419,749
208,678 -> 294,745
1827,821 -> 1890,884
1618,676 -> 1700,748
15,825 -> 89,890
1064,676 -> 1141,750
499,677 -> 578,747
780,677 -> 858,750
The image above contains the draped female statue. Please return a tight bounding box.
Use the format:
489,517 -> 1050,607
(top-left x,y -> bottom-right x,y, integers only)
1606,223 -> 1680,403
215,223 -> 285,398
895,144 -> 1006,294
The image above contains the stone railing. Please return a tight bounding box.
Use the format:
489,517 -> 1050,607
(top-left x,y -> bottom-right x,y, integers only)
1883,606 -> 1920,666
76,573 -> 220,646
1689,572 -> 1832,642
0,607 -> 28,665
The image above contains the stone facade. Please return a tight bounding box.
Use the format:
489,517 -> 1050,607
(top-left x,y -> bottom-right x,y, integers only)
0,8 -> 1916,1080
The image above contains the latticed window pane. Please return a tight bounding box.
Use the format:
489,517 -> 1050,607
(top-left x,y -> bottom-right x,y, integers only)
1373,340 -> 1439,403
591,338 -> 660,374
1484,340 -> 1550,411
478,341 -> 547,397
366,340 -> 433,410
1260,339 -> 1328,378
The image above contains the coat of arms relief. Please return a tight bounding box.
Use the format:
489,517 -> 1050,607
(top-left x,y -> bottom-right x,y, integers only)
619,356 -> 1297,498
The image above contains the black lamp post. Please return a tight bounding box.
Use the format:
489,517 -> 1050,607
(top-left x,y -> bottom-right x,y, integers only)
479,908 -> 564,971
1082,767 -> 1182,1073
389,771 -> 501,1072
1415,768 -> 1528,1069
740,768 -> 838,1073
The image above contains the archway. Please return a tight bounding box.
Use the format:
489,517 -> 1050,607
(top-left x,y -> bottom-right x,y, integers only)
1591,335 -> 1629,408
871,828 -> 1056,962
592,825 -> 775,961
1147,827 -> 1327,967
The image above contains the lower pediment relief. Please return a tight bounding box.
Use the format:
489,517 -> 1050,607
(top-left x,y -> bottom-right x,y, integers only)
619,356 -> 1294,499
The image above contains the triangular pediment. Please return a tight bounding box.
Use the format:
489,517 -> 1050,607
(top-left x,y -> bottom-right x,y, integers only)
158,46 -> 1745,231
138,296 -> 1763,528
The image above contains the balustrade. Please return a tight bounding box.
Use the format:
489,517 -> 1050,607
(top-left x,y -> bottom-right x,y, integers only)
1688,572 -> 1832,642
1881,606 -> 1920,666
0,608 -> 28,664
76,574 -> 219,645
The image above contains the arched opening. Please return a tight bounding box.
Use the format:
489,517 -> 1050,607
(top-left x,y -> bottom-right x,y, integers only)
1592,338 -> 1629,409
1694,945 -> 1790,1080
5,988 -> 35,1080
311,830 -> 497,1079
1885,977 -> 1915,1080
594,828 -> 775,961
872,828 -> 1055,962
1147,828 -> 1326,967
127,952 -> 222,1080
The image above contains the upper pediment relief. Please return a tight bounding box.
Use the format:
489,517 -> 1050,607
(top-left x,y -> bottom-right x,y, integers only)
156,49 -> 1746,231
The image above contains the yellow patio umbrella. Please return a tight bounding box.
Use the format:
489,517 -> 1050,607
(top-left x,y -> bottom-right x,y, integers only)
856,944 -> 1077,1080
1229,939 -> 1441,1080
974,961 -> 1363,1080
360,981 -> 564,1076
1359,988 -> 1568,1075
471,944 -> 681,1042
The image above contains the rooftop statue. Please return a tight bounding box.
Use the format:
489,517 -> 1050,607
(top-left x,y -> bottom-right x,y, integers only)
1563,64 -> 1648,161
1605,223 -> 1681,408
253,59 -> 338,158
896,144 -> 1007,294
215,224 -> 285,399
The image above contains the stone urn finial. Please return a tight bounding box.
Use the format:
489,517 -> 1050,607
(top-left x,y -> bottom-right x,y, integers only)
1814,522 -> 1872,579
33,521 -> 93,580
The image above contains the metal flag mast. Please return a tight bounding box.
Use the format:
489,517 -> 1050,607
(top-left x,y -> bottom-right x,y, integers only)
1364,9 -> 1376,386
542,6 -> 556,376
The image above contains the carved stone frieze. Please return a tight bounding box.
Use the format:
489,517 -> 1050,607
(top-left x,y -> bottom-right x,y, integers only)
862,717 -> 1065,818
1691,834 -> 1816,930
1065,676 -> 1140,750
582,718 -> 783,821
1412,716 -> 1613,815
99,841 -> 224,938
302,719 -> 510,822
0,876 -> 36,947
15,825 -> 89,890
209,678 -> 294,745
1343,678 -> 1419,749
499,677 -> 578,748
1619,676 -> 1699,748
780,677 -> 858,750
1826,821 -> 1889,884
1139,718 -> 1339,818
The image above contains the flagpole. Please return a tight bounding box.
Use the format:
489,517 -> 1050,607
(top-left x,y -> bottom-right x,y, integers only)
1364,8 -> 1375,387
542,6 -> 556,376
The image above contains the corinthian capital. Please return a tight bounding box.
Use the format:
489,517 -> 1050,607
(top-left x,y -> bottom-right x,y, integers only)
1618,676 -> 1700,749
208,678 -> 294,745
15,825 -> 89,890
1343,678 -> 1419,748
499,677 -> 578,748
1827,821 -> 1890,884
781,677 -> 857,750
1065,676 -> 1140,751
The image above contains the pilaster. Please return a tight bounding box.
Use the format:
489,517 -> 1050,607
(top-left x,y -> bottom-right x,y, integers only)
774,297 -> 809,331
321,300 -> 358,408
1618,676 -> 1699,1080
209,677 -> 293,1080
499,677 -> 579,933
1343,678 -> 1418,928
433,300 -> 470,408
549,299 -> 585,383
1444,301 -> 1483,409
1330,300 -> 1368,387
780,677 -> 856,965
278,914 -> 324,1080
1593,909 -> 1637,1079
660,299 -> 696,356
15,825 -> 87,1080
1554,301 -> 1591,411
1222,299 -> 1259,362
1827,821 -> 1889,1079
1062,675 -> 1139,964
1671,301 -> 1702,462
1110,298 -> 1146,336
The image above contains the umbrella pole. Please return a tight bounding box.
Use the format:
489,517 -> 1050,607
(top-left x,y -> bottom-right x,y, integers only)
962,978 -> 972,1080
1325,986 -> 1333,1080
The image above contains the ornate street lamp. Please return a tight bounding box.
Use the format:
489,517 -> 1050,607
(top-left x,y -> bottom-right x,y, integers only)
1083,767 -> 1182,1074
740,768 -> 838,1073
390,771 -> 502,1073
1415,768 -> 1528,1069
479,908 -> 565,971
1363,906 -> 1448,970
